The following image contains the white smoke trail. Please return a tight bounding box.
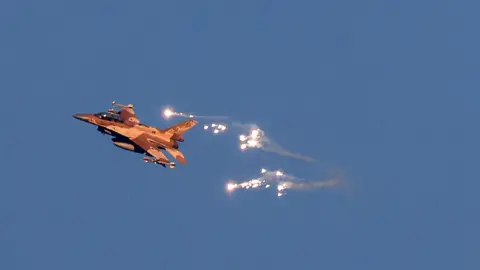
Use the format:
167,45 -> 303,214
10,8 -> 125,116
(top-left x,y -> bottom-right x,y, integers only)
232,122 -> 317,163
162,108 -> 229,120
161,108 -> 317,163
226,168 -> 342,197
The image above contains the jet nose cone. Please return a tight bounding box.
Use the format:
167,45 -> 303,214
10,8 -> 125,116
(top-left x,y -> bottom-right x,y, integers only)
73,114 -> 90,122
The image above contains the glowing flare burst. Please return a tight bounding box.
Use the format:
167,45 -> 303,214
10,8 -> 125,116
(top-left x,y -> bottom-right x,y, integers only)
162,107 -> 227,120
226,168 -> 341,197
204,123 -> 227,134
226,168 -> 288,197
239,128 -> 265,151
163,108 -> 194,119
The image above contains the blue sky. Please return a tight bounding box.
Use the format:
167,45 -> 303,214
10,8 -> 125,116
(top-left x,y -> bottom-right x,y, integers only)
0,0 -> 477,269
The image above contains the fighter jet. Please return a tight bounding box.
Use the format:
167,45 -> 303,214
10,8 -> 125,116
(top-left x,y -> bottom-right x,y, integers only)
73,101 -> 198,168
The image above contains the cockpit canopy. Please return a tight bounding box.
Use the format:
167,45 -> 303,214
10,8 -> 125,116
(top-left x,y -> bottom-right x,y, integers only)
94,112 -> 122,123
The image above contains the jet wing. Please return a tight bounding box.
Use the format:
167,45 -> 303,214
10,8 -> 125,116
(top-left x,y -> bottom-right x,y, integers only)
131,133 -> 171,165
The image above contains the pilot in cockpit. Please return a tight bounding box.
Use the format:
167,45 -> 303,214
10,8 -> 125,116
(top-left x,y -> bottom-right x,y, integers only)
94,112 -> 122,122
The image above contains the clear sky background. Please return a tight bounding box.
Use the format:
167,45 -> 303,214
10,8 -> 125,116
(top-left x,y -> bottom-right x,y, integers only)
0,0 -> 477,269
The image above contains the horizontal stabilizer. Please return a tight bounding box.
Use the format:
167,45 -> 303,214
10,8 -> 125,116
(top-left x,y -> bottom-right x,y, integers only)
164,148 -> 187,164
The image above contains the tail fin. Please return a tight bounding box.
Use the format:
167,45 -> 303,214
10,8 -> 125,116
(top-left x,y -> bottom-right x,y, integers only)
162,119 -> 198,141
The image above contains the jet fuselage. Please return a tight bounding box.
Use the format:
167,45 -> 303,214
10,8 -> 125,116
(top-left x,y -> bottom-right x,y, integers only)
73,113 -> 179,156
